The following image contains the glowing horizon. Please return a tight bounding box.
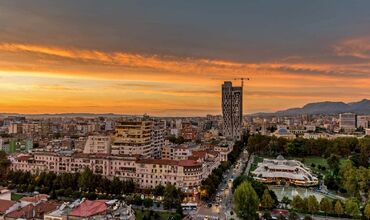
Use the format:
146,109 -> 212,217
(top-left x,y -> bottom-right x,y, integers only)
0,1 -> 369,116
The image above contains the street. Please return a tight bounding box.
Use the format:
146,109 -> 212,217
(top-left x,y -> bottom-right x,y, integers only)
193,150 -> 252,220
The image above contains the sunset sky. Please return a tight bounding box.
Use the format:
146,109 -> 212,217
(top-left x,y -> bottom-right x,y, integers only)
0,1 -> 370,116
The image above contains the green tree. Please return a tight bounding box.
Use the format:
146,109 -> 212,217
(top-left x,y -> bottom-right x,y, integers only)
364,203 -> 370,220
233,181 -> 259,220
319,198 -> 332,215
261,189 -> 274,209
232,175 -> 248,192
111,177 -> 123,195
307,195 -> 319,214
357,166 -> 370,194
340,160 -> 359,197
0,151 -> 10,180
78,167 -> 94,192
291,195 -> 304,211
345,198 -> 360,218
334,200 -> 344,217
163,184 -> 183,210
359,137 -> 370,167
153,184 -> 165,197
327,154 -> 340,175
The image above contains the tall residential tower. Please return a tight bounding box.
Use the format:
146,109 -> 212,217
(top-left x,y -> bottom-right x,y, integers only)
222,81 -> 243,140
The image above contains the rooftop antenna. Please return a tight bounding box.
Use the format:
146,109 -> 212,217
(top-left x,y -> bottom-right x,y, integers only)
233,77 -> 250,88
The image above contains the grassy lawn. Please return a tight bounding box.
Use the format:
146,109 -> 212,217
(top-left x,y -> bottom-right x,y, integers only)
11,193 -> 24,201
290,156 -> 345,177
302,157 -> 328,167
134,209 -> 174,220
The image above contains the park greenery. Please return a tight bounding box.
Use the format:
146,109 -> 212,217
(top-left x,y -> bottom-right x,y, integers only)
247,135 -> 370,197
233,181 -> 260,220
231,134 -> 370,219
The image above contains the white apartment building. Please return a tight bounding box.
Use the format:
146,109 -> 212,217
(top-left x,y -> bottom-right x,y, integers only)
357,115 -> 370,129
83,136 -> 111,154
339,113 -> 357,132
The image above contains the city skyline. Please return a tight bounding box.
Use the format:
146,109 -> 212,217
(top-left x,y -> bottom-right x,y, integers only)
1,1 -> 370,116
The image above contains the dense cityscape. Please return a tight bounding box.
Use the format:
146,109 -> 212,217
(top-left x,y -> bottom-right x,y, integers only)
0,80 -> 369,220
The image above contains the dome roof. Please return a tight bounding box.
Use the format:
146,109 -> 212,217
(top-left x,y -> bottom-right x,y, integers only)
277,128 -> 288,134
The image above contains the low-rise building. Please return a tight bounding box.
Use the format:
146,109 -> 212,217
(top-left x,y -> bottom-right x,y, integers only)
48,199 -> 135,220
252,155 -> 318,186
0,200 -> 16,220
4,201 -> 60,220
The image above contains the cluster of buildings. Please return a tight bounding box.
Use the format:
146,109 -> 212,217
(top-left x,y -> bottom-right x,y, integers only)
2,81 -> 245,195
8,116 -> 233,192
0,190 -> 134,220
252,155 -> 319,186
248,113 -> 370,139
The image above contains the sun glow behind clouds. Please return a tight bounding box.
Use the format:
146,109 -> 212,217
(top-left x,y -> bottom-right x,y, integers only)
0,40 -> 370,116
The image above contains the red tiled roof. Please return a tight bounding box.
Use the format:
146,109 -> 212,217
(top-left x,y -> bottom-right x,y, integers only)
0,200 -> 16,213
69,200 -> 108,217
178,160 -> 201,167
16,155 -> 32,161
5,204 -> 34,219
6,201 -> 60,219
191,150 -> 207,158
34,201 -> 60,218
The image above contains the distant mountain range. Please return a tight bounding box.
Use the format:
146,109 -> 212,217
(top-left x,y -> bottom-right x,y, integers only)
253,99 -> 370,116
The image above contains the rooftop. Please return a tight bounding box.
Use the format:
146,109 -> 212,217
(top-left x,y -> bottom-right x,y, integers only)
69,200 -> 108,217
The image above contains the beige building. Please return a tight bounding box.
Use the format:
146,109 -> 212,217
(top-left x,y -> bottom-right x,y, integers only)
112,119 -> 165,158
83,136 -> 111,154
161,145 -> 192,160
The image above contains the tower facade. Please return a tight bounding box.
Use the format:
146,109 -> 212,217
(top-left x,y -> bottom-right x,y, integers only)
222,81 -> 243,140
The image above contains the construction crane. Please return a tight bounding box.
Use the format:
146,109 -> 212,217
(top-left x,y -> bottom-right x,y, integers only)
233,77 -> 250,88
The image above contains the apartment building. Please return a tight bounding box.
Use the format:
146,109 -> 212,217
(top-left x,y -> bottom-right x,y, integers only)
83,136 -> 111,154
9,150 -> 221,190
161,145 -> 192,160
111,119 -> 165,158
340,113 -> 357,132
181,122 -> 198,141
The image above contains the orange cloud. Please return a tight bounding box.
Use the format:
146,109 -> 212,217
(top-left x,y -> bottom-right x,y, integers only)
334,36 -> 370,59
2,42 -> 370,81
0,42 -> 369,115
